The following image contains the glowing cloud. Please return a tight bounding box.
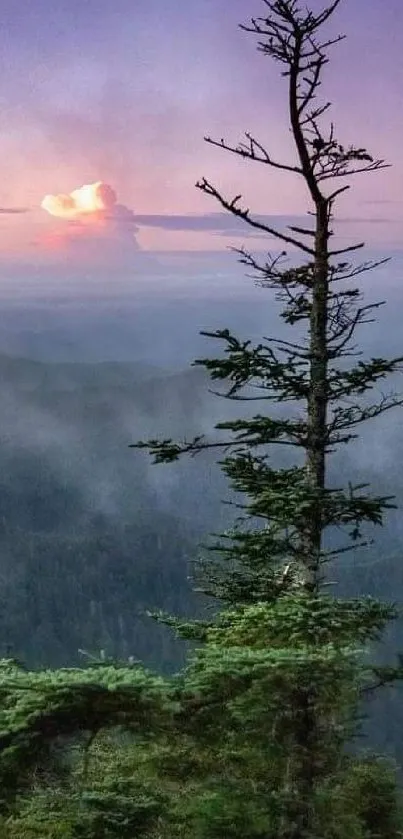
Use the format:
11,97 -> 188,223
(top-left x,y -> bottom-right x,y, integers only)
38,181 -> 140,258
41,181 -> 117,219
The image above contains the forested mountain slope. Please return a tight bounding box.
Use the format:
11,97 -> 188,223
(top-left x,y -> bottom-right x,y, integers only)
0,355 -> 224,671
0,352 -> 402,769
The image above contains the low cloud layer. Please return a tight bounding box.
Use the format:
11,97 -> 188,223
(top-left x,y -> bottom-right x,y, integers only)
132,211 -> 402,249
132,211 -> 399,233
0,207 -> 28,215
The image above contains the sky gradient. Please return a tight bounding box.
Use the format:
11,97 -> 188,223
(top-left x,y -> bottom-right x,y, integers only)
0,0 -> 402,268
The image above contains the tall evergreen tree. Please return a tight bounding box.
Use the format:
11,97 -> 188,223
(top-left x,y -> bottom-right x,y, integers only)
132,0 -> 403,835
135,0 -> 402,607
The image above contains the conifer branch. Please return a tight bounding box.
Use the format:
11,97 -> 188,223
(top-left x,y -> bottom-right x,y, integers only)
204,132 -> 303,175
195,178 -> 315,254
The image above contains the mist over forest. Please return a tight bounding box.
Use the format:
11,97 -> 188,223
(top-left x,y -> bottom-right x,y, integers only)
0,253 -> 402,771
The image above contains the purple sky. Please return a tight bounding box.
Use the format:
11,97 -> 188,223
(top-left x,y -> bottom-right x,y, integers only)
0,0 -> 402,266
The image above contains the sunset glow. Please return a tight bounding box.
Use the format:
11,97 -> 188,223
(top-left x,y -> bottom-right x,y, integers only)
0,0 -> 399,262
